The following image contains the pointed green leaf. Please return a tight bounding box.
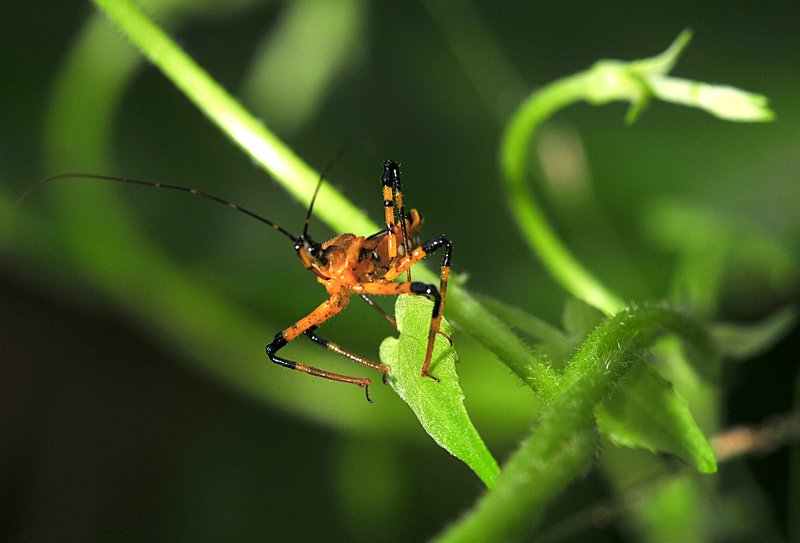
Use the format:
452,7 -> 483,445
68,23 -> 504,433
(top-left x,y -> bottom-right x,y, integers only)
596,364 -> 717,473
628,28 -> 694,76
380,295 -> 499,488
562,297 -> 605,338
710,307 -> 797,360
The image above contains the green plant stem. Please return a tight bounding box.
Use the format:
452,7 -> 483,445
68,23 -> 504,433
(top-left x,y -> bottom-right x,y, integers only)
445,286 -> 559,400
500,73 -> 626,316
92,0 -> 374,236
434,305 -> 714,542
500,29 -> 772,317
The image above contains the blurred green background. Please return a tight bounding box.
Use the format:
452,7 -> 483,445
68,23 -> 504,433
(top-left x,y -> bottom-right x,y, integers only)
1,1 -> 798,541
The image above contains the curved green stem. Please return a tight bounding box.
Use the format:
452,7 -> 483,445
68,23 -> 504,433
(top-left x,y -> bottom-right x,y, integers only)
500,73 -> 625,316
500,29 -> 772,317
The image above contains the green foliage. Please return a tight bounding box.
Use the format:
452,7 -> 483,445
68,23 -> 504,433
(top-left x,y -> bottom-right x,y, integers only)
380,296 -> 499,488
499,30 -> 774,317
6,3 -> 796,542
437,304 -> 716,542
596,364 -> 716,473
711,308 -> 797,360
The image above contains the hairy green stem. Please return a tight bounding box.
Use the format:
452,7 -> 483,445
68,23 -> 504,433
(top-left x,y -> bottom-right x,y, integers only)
434,305 -> 714,542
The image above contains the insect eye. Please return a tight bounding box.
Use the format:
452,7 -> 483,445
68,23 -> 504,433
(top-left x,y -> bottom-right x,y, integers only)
310,243 -> 325,260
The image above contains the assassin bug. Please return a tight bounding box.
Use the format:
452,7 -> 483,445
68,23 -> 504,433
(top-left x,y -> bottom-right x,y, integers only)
18,161 -> 453,401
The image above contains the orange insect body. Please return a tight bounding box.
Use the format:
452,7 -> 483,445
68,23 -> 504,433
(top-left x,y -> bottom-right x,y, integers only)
312,210 -> 422,289
19,161 -> 451,402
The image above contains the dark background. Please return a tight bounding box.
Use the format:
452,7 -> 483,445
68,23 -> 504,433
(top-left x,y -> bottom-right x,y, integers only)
1,1 -> 798,541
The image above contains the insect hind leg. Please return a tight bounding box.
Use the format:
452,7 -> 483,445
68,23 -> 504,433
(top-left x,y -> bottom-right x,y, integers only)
408,282 -> 444,382
264,295 -> 377,402
303,325 -> 389,378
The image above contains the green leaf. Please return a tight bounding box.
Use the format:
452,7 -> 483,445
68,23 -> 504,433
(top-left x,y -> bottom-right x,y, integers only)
380,295 -> 499,488
710,307 -> 797,360
596,364 -> 717,473
561,297 -> 605,338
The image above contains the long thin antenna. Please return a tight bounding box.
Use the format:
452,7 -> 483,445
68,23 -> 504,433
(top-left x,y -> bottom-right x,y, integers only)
302,137 -> 358,239
17,173 -> 299,243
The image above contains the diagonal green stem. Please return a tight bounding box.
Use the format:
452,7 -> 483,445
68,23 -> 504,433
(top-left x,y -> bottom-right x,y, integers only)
92,0 -> 375,236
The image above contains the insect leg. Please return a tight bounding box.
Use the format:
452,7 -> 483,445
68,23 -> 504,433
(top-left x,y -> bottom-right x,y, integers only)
358,293 -> 398,329
357,280 -> 448,382
303,325 -> 389,372
380,160 -> 401,263
381,160 -> 413,280
303,324 -> 390,385
265,294 -> 376,401
374,235 -> 453,381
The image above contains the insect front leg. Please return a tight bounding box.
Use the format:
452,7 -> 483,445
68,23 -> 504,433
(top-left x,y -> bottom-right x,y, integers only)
380,161 -> 401,262
381,160 -> 418,277
265,294 -> 379,401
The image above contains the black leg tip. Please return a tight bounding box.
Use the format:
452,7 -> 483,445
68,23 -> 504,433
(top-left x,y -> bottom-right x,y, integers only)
364,384 -> 373,403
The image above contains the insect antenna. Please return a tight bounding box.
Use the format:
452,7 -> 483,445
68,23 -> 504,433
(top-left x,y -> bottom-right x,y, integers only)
301,137 -> 358,240
16,173 -> 300,243
302,172 -> 325,240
